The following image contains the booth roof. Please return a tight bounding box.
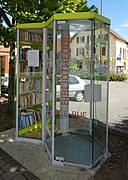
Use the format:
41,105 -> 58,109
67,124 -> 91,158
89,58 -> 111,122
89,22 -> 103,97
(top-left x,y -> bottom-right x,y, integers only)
16,12 -> 111,29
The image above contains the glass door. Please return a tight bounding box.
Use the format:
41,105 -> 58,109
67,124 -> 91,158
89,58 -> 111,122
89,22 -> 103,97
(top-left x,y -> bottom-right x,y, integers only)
54,20 -> 94,166
43,23 -> 54,159
92,21 -> 109,164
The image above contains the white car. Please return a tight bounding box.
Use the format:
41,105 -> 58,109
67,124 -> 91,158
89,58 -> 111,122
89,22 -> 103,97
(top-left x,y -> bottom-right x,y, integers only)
56,75 -> 86,102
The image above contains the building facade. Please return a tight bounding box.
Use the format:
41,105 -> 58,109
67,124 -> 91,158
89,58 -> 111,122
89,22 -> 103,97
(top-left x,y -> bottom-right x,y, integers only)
70,29 -> 128,74
1,29 -> 128,77
0,45 -> 10,77
110,29 -> 128,74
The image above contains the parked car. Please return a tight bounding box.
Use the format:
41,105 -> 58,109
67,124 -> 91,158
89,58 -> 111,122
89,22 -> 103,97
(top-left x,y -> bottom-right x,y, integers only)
1,76 -> 9,93
56,75 -> 86,102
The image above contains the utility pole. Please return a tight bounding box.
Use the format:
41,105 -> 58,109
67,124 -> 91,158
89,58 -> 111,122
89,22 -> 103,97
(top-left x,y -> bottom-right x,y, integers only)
100,0 -> 103,67
100,0 -> 102,15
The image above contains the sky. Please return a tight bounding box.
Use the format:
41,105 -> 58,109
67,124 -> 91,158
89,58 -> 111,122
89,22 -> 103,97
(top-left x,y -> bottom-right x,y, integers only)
87,0 -> 128,40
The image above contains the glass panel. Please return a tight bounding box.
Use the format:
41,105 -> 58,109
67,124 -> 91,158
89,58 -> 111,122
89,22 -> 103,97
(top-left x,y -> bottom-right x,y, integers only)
17,29 -> 43,140
45,24 -> 53,155
54,20 -> 93,166
92,21 -> 109,163
53,19 -> 109,166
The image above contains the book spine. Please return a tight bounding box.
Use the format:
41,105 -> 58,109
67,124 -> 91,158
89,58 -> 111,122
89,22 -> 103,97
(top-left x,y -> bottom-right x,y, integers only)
21,115 -> 26,128
18,115 -> 22,129
21,31 -> 25,41
29,114 -> 33,125
19,48 -> 23,60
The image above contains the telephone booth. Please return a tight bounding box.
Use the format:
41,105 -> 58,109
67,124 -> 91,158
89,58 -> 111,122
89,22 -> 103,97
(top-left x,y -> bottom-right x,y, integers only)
16,12 -> 110,167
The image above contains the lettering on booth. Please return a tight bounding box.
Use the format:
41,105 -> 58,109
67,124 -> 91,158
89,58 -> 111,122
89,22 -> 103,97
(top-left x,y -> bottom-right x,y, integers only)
60,34 -> 70,117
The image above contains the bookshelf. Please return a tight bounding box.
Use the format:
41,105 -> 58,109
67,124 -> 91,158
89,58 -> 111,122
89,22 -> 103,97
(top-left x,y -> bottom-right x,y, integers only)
17,29 -> 43,136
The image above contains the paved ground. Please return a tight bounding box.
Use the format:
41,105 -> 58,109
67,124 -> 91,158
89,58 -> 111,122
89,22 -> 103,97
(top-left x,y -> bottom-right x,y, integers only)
0,97 -> 40,179
109,80 -> 128,130
0,129 -> 93,180
0,147 -> 39,180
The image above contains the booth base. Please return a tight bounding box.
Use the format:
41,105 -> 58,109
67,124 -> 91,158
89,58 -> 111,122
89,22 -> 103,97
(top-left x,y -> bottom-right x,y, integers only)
46,132 -> 104,166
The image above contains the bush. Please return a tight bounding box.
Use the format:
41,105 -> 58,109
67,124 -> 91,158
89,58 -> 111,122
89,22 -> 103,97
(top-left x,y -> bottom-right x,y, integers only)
78,71 -> 107,81
72,70 -> 127,82
109,72 -> 127,81
78,71 -> 90,79
79,71 -> 127,81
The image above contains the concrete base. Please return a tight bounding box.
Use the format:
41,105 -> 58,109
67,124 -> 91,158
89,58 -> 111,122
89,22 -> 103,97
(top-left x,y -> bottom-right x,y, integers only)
0,129 -> 110,180
46,132 -> 104,166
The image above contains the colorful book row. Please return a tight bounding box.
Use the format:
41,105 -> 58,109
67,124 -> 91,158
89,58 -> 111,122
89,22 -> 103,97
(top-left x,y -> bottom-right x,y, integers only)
19,64 -> 39,75
19,93 -> 41,108
20,31 -> 43,43
19,48 -> 31,60
18,109 -> 42,129
19,77 -> 42,93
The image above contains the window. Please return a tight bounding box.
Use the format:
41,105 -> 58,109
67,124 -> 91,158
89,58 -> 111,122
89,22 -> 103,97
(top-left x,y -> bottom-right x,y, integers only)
82,48 -> 85,56
56,76 -> 79,85
127,50 -> 128,58
120,48 -> 122,55
69,76 -> 79,84
98,34 -> 108,40
123,48 -> 126,59
79,48 -> 85,56
105,34 -> 108,40
76,48 -> 85,56
79,49 -> 82,55
102,34 -> 108,40
87,36 -> 89,45
82,36 -> 85,43
77,36 -> 85,43
86,47 -> 89,54
77,37 -> 79,43
76,48 -> 78,56
102,45 -> 106,56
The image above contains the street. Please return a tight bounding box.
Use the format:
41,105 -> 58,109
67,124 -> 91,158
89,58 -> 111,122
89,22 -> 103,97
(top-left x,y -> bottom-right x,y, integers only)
56,80 -> 128,131
109,80 -> 128,129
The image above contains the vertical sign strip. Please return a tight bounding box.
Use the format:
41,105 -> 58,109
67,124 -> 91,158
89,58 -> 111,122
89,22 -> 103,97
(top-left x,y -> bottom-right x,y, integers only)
60,23 -> 70,136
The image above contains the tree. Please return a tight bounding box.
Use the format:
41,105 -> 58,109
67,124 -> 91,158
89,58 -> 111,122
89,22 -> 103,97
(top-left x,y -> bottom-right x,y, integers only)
0,0 -> 98,127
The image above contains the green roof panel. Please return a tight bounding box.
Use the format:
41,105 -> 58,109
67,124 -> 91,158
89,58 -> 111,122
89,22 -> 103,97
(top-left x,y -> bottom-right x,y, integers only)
17,12 -> 110,29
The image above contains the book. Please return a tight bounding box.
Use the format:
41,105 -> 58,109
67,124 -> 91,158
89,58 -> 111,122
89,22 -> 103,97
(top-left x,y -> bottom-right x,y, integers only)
25,109 -> 37,123
20,113 -> 26,128
35,109 -> 42,122
20,30 -> 42,43
20,111 -> 34,129
19,48 -> 22,60
18,115 -> 22,129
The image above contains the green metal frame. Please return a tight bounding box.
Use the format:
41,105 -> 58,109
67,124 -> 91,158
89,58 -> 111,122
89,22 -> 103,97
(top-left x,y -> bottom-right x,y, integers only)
17,12 -> 111,29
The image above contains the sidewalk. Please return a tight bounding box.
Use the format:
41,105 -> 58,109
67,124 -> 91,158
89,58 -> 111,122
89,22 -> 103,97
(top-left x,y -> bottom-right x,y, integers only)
0,129 -> 93,180
0,147 -> 39,180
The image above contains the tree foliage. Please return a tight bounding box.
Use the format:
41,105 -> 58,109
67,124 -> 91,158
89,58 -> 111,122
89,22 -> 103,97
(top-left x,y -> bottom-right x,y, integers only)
0,0 -> 98,46
0,0 -> 98,124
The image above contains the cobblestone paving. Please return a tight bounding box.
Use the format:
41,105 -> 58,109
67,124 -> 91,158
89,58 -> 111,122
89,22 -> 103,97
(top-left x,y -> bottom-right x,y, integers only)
0,148 -> 39,180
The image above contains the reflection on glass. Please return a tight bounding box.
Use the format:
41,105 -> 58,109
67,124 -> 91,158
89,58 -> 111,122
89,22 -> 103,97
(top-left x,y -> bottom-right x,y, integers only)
53,19 -> 109,166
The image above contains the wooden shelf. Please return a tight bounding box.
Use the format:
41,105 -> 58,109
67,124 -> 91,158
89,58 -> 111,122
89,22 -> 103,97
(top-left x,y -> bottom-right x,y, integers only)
19,89 -> 41,96
19,104 -> 41,111
19,74 -> 42,78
